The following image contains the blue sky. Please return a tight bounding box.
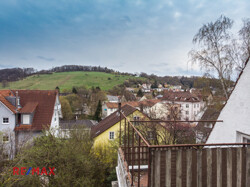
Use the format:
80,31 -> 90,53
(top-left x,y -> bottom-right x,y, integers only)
0,0 -> 249,76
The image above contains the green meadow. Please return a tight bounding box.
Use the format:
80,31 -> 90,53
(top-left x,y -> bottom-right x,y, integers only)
0,71 -> 143,91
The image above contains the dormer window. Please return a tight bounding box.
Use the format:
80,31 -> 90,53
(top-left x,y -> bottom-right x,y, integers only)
22,114 -> 31,124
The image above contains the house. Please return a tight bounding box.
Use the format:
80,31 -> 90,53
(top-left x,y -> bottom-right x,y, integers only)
125,88 -> 135,93
106,95 -> 119,103
139,94 -> 153,101
140,83 -> 151,93
0,90 -> 61,159
161,90 -> 205,121
102,99 -> 161,118
59,119 -> 97,138
141,83 -> 151,90
92,104 -> 147,147
149,102 -> 181,120
142,88 -> 151,93
102,102 -> 119,117
206,61 -> 250,144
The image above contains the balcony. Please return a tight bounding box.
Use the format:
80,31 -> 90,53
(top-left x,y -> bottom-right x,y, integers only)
116,113 -> 250,187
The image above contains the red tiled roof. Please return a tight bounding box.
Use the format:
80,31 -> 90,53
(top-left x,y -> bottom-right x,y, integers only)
162,90 -> 201,102
0,90 -> 16,113
91,104 -> 138,138
139,99 -> 160,107
15,125 -> 33,131
0,90 -> 13,97
13,90 -> 58,131
106,102 -> 119,109
105,99 -> 160,109
19,102 -> 38,113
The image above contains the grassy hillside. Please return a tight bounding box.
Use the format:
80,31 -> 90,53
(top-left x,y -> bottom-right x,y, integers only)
0,71 -> 143,91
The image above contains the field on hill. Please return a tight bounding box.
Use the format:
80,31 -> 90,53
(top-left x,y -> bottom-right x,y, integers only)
0,71 -> 143,91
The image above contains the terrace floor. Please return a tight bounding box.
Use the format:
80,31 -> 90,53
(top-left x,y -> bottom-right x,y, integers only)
131,171 -> 148,187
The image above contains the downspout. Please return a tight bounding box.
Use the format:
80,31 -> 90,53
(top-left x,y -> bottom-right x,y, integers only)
14,91 -> 19,156
119,100 -> 121,146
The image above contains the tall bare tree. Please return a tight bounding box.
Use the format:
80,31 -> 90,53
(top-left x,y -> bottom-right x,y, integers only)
238,18 -> 250,68
189,16 -> 250,99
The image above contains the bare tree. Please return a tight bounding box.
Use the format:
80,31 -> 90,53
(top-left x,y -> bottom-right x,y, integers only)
135,102 -> 195,145
238,18 -> 250,69
189,16 -> 250,99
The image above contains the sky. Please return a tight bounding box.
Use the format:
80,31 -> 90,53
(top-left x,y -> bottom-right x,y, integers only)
0,0 -> 249,76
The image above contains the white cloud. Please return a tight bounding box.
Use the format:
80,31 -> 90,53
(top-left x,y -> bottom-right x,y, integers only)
174,11 -> 181,19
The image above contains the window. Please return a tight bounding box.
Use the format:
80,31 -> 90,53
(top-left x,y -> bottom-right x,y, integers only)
109,132 -> 115,140
2,117 -> 9,124
22,115 -> 30,124
237,131 -> 250,147
243,138 -> 250,147
186,104 -> 189,108
3,135 -> 9,142
133,116 -> 140,121
186,111 -> 189,115
243,137 -> 250,143
194,104 -> 196,108
197,104 -> 199,108
205,123 -> 213,128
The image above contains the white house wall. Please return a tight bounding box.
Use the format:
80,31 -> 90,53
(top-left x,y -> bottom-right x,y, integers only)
162,101 -> 204,121
50,96 -> 61,135
207,62 -> 250,144
0,102 -> 16,158
0,102 -> 15,132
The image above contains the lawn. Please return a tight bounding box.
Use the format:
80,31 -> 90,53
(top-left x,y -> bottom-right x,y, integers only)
0,71 -> 143,91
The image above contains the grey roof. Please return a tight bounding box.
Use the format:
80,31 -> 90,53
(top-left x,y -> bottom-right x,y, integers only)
107,95 -> 119,102
60,120 -> 98,129
156,94 -> 163,98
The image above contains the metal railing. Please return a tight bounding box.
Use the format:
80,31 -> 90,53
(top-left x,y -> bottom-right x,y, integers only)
119,112 -> 250,187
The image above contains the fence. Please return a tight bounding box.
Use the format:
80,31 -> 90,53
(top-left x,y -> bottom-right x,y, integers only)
150,146 -> 250,187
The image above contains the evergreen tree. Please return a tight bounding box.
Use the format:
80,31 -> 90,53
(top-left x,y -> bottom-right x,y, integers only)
72,87 -> 77,94
151,80 -> 158,89
137,89 -> 144,97
55,86 -> 60,93
152,90 -> 156,97
94,100 -> 102,122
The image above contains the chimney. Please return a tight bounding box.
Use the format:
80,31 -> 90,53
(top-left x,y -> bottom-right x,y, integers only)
16,91 -> 21,109
140,104 -> 144,112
